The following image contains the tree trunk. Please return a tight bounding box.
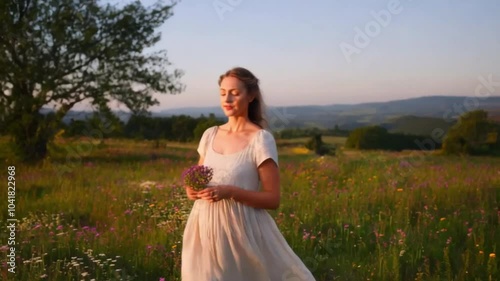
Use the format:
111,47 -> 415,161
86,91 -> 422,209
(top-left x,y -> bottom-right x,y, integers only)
13,127 -> 49,162
10,109 -> 51,162
8,84 -> 52,163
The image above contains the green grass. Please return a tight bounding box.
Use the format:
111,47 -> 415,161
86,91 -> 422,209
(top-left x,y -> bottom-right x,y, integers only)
277,136 -> 347,146
0,137 -> 499,280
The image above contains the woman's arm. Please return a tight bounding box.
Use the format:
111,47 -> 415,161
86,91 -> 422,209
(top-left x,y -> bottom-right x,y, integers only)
231,158 -> 280,209
198,158 -> 280,209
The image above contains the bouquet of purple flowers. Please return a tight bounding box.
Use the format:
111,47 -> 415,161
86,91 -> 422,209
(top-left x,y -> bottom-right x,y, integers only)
181,165 -> 214,191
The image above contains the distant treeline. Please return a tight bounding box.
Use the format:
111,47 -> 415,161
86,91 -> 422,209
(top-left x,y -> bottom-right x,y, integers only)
59,113 -> 440,151
275,126 -> 350,138
345,126 -> 443,151
61,115 -> 356,141
343,110 -> 500,155
62,113 -> 224,142
60,114 -> 354,141
17,109 -> 498,156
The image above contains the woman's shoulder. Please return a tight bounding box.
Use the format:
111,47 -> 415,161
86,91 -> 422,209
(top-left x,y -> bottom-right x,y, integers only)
204,126 -> 218,134
260,128 -> 274,136
259,128 -> 275,140
254,128 -> 276,149
199,126 -> 218,141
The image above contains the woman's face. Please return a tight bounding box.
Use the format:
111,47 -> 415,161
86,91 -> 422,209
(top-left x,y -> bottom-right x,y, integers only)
219,76 -> 253,118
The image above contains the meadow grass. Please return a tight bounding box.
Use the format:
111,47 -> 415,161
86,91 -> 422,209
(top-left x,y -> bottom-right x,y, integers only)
0,136 -> 499,280
277,136 -> 347,148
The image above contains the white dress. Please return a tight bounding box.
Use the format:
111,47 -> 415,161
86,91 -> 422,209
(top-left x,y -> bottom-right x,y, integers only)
181,126 -> 316,281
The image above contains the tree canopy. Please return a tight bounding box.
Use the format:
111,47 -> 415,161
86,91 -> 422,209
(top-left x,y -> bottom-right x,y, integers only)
0,0 -> 183,161
345,125 -> 440,151
442,109 -> 500,155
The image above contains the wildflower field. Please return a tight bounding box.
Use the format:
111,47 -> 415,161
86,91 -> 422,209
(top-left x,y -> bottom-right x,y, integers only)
0,137 -> 499,281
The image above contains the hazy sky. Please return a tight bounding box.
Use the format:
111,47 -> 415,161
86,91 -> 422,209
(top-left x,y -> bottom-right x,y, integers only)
86,0 -> 500,111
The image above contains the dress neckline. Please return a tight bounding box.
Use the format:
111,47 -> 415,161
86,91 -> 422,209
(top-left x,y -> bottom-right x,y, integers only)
210,126 -> 263,156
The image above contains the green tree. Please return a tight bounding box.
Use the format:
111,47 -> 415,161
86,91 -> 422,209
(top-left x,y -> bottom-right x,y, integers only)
171,115 -> 198,142
443,110 -> 499,155
124,114 -> 160,140
65,119 -> 88,137
305,133 -> 334,156
0,0 -> 184,162
345,126 -> 390,150
193,113 -> 222,141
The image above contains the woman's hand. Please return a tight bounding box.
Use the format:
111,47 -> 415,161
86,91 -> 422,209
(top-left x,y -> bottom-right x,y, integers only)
197,185 -> 233,203
184,186 -> 200,201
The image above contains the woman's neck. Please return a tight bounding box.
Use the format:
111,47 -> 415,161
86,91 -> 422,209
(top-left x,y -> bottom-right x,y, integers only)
225,116 -> 251,132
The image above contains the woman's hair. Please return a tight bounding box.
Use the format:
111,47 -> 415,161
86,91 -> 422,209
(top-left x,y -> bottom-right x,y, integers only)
218,67 -> 268,129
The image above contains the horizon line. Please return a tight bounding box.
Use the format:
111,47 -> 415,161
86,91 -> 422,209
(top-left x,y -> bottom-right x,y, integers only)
44,94 -> 496,113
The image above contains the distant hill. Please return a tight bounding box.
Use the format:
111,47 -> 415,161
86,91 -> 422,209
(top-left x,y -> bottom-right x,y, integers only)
42,95 -> 500,136
159,95 -> 500,118
157,106 -> 223,117
381,115 -> 456,136
50,109 -> 134,124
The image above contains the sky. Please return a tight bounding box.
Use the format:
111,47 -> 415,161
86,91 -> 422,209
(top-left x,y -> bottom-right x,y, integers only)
84,0 -> 500,111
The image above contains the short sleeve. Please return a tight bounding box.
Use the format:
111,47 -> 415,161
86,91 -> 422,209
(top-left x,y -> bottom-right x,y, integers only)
197,127 -> 214,158
254,130 -> 279,167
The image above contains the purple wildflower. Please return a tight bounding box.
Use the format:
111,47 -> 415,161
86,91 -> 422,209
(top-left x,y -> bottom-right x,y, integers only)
182,165 -> 214,191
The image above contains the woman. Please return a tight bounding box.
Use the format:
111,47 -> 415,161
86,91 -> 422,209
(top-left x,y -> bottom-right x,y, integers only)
181,67 -> 316,281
